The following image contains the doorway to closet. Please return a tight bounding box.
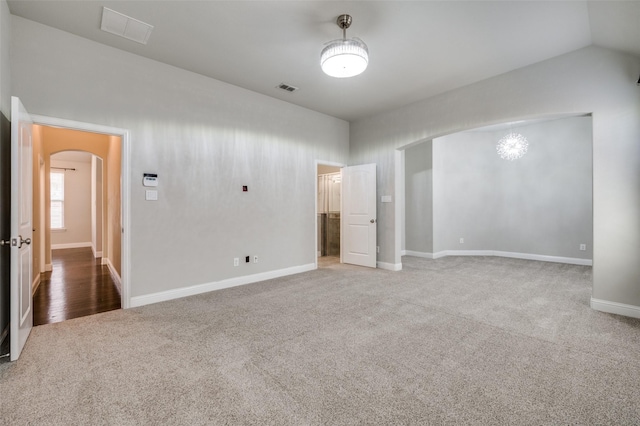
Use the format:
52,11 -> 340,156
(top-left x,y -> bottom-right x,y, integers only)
317,164 -> 341,267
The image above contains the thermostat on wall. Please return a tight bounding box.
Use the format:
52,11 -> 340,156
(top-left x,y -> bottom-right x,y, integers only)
143,173 -> 158,187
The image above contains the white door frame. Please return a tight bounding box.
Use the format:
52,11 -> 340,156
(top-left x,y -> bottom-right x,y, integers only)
39,154 -> 46,274
31,114 -> 132,308
314,160 -> 345,269
394,149 -> 404,268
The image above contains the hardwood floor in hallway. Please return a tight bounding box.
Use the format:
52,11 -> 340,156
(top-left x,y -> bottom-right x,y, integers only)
33,247 -> 121,326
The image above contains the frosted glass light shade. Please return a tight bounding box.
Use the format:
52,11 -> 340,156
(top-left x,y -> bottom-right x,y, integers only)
321,38 -> 368,78
497,132 -> 528,160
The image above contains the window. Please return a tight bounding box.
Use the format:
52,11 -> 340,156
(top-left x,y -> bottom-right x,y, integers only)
50,171 -> 64,229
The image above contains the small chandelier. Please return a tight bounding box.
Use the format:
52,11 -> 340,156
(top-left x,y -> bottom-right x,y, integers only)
321,14 -> 368,78
497,132 -> 528,160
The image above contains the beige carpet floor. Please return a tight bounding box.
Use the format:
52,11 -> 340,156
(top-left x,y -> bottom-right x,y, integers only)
1,256 -> 639,425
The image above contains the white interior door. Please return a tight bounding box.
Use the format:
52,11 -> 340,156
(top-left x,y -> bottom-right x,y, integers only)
10,96 -> 33,361
341,163 -> 377,268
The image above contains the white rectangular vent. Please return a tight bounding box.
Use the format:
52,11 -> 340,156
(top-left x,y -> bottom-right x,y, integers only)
277,83 -> 299,93
101,7 -> 154,45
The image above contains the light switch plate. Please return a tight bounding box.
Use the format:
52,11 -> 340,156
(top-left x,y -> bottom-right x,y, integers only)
381,195 -> 392,203
145,190 -> 158,201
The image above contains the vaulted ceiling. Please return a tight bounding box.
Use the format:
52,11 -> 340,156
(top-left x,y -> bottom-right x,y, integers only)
8,1 -> 640,122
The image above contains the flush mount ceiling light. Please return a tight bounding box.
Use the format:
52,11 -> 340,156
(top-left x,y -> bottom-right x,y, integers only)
321,14 -> 368,78
497,132 -> 529,160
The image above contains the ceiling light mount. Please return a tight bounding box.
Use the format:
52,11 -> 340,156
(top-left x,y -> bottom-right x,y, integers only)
336,14 -> 353,36
321,14 -> 368,78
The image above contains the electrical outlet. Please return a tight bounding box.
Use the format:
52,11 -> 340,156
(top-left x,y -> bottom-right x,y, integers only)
579,244 -> 586,251
233,258 -> 239,267
253,255 -> 258,263
376,246 -> 380,253
459,238 -> 464,244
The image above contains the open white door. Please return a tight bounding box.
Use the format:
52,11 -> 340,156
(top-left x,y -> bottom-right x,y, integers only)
341,163 -> 377,268
10,97 -> 33,361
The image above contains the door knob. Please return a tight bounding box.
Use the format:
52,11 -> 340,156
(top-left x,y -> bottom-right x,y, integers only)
13,235 -> 31,248
370,219 -> 376,223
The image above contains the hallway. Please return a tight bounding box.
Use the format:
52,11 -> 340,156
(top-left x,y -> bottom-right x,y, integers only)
33,248 -> 121,325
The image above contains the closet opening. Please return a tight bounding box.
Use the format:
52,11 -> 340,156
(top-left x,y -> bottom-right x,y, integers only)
317,163 -> 342,267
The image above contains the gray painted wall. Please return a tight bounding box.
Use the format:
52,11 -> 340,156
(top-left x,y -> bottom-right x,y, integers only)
10,16 -> 349,298
404,141 -> 433,253
0,0 -> 9,119
432,117 -> 592,258
350,46 -> 640,308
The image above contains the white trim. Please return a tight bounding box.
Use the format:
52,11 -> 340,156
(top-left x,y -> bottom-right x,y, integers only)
432,250 -> 485,259
403,250 -> 434,259
377,261 -> 403,271
104,257 -> 122,295
31,273 -> 41,295
51,242 -> 92,250
39,155 -> 46,274
394,149 -> 404,266
591,297 -> 640,319
423,250 -> 592,266
44,263 -> 52,272
31,114 -> 131,309
130,263 -> 316,308
91,242 -> 103,258
493,250 -> 592,266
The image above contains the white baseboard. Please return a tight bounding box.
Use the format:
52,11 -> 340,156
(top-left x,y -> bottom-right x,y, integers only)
403,250 -> 434,259
415,250 -> 593,266
401,250 -> 407,256
591,297 -> 640,319
494,251 -> 592,266
104,257 -> 122,295
51,242 -> 92,250
91,243 -> 103,258
377,261 -> 403,271
130,263 -> 316,308
45,263 -> 52,272
31,273 -> 41,295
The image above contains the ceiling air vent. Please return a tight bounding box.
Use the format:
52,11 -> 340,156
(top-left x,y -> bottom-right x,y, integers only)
277,83 -> 299,93
101,7 -> 154,45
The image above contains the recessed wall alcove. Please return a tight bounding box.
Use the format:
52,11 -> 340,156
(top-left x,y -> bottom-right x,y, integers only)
403,115 -> 593,265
